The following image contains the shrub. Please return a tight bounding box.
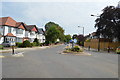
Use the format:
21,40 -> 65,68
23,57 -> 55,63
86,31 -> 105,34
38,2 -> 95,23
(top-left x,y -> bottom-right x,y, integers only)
71,46 -> 83,52
33,38 -> 39,46
39,43 -> 43,46
0,45 -> 3,49
33,42 -> 37,46
22,40 -> 31,47
45,41 -> 52,45
16,42 -> 23,48
85,39 -> 91,42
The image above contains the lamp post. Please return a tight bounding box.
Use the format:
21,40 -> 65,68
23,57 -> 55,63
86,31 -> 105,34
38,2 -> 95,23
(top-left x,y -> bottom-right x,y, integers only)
91,14 -> 100,51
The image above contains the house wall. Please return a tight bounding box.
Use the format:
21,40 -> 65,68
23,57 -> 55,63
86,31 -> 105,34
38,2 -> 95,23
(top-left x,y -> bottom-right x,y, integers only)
25,31 -> 30,38
3,26 -> 16,36
0,37 -> 4,44
4,26 -> 8,36
3,26 -> 26,43
28,31 -> 37,42
0,26 -> 3,35
16,29 -> 25,38
1,25 -> 45,43
36,34 -> 45,43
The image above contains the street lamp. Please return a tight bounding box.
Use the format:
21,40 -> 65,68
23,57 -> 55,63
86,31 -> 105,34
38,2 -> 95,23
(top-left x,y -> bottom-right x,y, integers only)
91,14 -> 100,51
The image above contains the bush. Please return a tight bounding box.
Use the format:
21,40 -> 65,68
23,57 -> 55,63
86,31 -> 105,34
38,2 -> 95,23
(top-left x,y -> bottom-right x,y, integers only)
0,45 -> 3,49
45,41 -> 52,45
33,42 -> 37,46
22,40 -> 31,47
85,39 -> 91,42
16,42 -> 23,48
71,46 -> 83,52
33,38 -> 39,46
39,43 -> 43,46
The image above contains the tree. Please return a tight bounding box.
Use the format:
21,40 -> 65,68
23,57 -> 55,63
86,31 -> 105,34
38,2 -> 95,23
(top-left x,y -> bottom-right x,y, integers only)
45,22 -> 64,33
45,26 -> 61,43
72,34 -> 77,39
77,34 -> 84,46
95,6 -> 120,41
65,35 -> 71,43
45,22 -> 65,43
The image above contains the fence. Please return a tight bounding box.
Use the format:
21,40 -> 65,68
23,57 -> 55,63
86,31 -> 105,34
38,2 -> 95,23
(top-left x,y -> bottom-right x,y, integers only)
84,41 -> 120,51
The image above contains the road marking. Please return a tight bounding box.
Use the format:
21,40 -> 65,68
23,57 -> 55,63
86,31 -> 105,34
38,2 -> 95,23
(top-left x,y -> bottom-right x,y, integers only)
12,52 -> 24,57
0,55 -> 5,58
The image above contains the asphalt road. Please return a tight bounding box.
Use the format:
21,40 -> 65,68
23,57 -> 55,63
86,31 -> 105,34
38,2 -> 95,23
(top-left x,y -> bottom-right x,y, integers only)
2,45 -> 118,78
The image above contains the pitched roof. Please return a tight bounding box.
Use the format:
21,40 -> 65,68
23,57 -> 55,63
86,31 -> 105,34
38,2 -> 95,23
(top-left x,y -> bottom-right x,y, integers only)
0,17 -> 25,30
25,25 -> 38,32
15,22 -> 25,30
0,17 -> 17,27
38,28 -> 44,34
91,32 -> 97,36
5,33 -> 16,37
0,17 -> 39,31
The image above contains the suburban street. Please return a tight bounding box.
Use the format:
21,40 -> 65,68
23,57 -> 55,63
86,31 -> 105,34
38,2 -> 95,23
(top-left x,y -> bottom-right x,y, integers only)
1,45 -> 118,78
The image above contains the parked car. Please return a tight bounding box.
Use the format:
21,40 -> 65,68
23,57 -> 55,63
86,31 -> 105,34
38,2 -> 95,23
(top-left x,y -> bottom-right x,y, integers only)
116,46 -> 120,54
2,41 -> 15,47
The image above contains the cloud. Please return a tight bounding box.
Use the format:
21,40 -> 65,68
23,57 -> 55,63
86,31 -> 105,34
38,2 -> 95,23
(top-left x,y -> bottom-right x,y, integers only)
2,1 -> 119,35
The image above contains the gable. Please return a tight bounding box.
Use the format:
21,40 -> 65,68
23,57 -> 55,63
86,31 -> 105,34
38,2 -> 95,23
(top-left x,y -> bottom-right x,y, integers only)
31,27 -> 37,32
18,24 -> 25,30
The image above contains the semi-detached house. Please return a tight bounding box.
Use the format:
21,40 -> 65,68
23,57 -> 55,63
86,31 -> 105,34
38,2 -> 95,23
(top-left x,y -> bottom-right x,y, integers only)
0,17 -> 45,45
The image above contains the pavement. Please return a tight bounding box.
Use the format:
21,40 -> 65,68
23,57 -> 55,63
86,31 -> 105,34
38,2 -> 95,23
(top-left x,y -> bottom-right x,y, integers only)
84,47 -> 117,54
0,44 -> 62,53
1,44 -> 118,78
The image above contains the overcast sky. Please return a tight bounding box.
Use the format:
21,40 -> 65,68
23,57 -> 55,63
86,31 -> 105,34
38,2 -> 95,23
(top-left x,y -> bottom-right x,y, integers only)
1,0 -> 119,35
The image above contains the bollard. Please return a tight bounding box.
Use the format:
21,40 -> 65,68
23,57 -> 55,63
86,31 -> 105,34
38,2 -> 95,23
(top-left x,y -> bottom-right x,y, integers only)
108,46 -> 110,53
88,46 -> 90,51
12,46 -> 15,55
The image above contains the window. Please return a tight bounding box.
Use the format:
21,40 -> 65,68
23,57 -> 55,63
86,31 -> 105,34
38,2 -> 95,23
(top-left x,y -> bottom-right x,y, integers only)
17,38 -> 23,42
25,31 -> 28,37
16,29 -> 23,34
13,28 -> 16,31
8,27 -> 11,33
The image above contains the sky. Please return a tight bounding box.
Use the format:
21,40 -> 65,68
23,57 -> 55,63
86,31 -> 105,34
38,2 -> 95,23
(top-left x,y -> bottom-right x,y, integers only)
0,0 -> 119,36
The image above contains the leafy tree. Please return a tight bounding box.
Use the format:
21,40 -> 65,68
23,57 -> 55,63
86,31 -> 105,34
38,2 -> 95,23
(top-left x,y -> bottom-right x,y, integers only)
65,35 -> 71,43
95,6 -> 120,41
77,34 -> 84,46
45,22 -> 64,34
72,34 -> 77,39
45,26 -> 61,43
45,22 -> 65,43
